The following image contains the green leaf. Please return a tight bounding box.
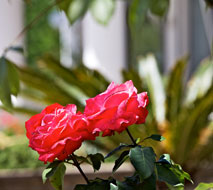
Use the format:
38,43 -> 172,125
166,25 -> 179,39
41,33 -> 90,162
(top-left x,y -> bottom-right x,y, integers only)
88,153 -> 104,171
58,0 -> 73,14
166,56 -> 188,121
170,163 -> 193,184
0,57 -> 12,109
129,146 -> 156,179
128,0 -> 150,30
149,0 -> 170,17
105,144 -> 133,159
74,178 -> 114,190
113,151 -> 129,172
7,61 -> 20,96
8,46 -> 24,54
139,172 -> 156,190
49,162 -> 66,190
116,181 -> 135,190
110,183 -> 118,190
115,173 -> 141,190
156,164 -> 181,186
195,183 -> 213,190
90,0 -> 116,25
42,161 -> 61,184
136,138 -> 141,144
68,0 -> 91,24
144,134 -> 165,142
157,154 -> 172,165
38,55 -> 109,98
75,155 -> 90,165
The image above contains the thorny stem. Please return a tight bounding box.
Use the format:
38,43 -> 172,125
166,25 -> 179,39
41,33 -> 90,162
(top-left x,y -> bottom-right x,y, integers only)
71,153 -> 90,184
126,128 -> 137,146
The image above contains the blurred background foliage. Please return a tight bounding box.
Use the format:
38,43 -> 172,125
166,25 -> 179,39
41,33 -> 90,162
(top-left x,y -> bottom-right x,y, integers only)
0,0 -> 212,183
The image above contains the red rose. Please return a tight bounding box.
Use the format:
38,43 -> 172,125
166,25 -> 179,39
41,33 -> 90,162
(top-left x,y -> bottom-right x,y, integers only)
25,103 -> 95,163
84,80 -> 149,136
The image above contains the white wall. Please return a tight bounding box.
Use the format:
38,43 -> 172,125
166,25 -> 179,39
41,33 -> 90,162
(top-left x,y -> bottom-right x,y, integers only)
82,1 -> 127,83
163,0 -> 189,72
0,0 -> 24,65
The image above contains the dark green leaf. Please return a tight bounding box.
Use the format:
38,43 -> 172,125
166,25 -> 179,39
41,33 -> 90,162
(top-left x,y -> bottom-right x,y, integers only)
195,182 -> 213,190
75,155 -> 91,165
105,144 -> 133,159
139,172 -> 156,190
157,154 -> 172,165
116,181 -> 135,190
88,153 -> 104,171
74,178 -> 114,190
49,162 -> 66,190
156,164 -> 181,186
7,61 -> 20,96
0,57 -> 12,109
8,46 -> 24,54
166,56 -> 188,121
58,0 -> 73,14
38,55 -> 109,98
68,0 -> 91,24
116,173 -> 141,190
128,0 -> 150,30
144,134 -> 165,142
129,146 -> 156,179
42,161 -> 61,184
113,150 -> 129,172
90,0 -> 116,25
149,0 -> 170,17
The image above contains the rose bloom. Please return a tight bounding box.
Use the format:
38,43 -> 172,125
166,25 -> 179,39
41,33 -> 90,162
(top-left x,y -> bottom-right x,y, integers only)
25,103 -> 95,163
84,80 -> 149,136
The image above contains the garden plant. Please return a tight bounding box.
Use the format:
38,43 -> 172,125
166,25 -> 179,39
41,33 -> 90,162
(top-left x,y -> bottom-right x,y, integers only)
25,80 -> 193,190
0,0 -> 212,189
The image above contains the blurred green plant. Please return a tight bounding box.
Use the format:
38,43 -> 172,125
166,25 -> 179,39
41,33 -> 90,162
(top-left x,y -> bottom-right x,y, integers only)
0,0 -> 212,176
0,134 -> 43,169
2,53 -> 212,176
0,143 -> 43,169
25,0 -> 60,66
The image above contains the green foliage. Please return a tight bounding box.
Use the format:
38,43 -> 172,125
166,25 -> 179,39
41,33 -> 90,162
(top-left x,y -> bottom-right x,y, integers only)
25,0 -> 60,66
113,150 -> 129,172
58,0 -> 116,25
88,153 -> 104,171
42,161 -> 66,190
149,0 -> 170,17
139,55 -> 213,169
74,178 -> 115,190
90,0 -> 116,25
130,146 -> 156,179
67,0 -> 91,24
0,57 -> 20,109
105,144 -> 133,159
143,134 -> 166,142
0,143 -> 43,169
195,183 -> 213,190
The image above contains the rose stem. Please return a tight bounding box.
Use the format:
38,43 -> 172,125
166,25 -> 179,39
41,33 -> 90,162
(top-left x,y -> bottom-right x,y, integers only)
71,153 -> 90,184
126,128 -> 137,146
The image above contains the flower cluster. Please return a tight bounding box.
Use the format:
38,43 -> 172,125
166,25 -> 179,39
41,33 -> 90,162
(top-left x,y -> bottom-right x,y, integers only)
25,80 -> 149,163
